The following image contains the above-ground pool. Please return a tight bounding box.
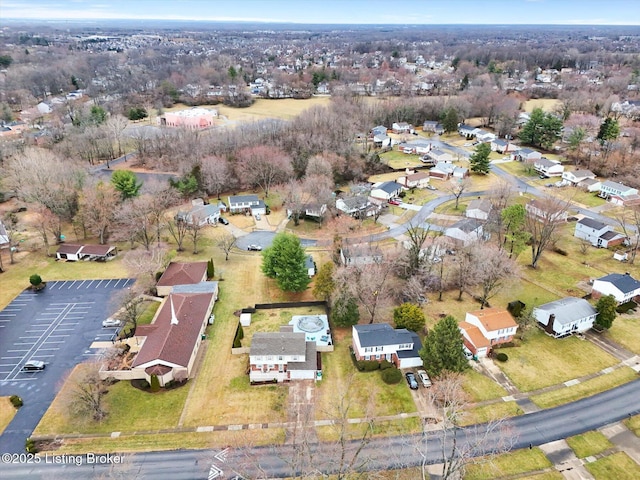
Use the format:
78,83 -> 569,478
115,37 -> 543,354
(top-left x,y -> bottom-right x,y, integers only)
290,315 -> 332,346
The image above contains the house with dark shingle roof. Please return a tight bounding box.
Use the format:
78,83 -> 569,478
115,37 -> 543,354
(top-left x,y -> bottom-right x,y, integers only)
533,297 -> 597,338
352,324 -> 423,369
228,194 -> 266,215
445,218 -> 484,246
156,261 -> 208,296
249,331 -> 320,383
592,273 -> 640,304
370,181 -> 402,200
574,217 -> 626,248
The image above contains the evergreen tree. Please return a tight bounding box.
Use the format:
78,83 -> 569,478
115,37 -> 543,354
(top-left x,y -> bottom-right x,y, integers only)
110,170 -> 142,200
595,295 -> 617,330
597,117 -> 620,146
441,108 -> 460,133
519,107 -> 563,149
207,258 -> 214,279
469,142 -> 492,174
393,303 -> 426,332
331,292 -> 360,327
312,262 -> 335,302
261,233 -> 311,292
420,315 -> 469,377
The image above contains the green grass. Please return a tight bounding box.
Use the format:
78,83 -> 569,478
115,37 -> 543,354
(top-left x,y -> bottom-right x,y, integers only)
380,150 -> 424,170
138,301 -> 161,325
495,329 -> 618,392
514,473 -> 564,480
464,447 -> 552,480
460,401 -> 524,427
585,452 -> 640,480
606,317 -> 640,355
462,369 -> 508,402
624,414 -> 640,437
530,367 -> 637,409
566,431 -> 613,458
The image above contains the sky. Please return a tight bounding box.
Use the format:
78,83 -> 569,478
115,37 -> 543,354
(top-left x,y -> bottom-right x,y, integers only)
2,0 -> 640,25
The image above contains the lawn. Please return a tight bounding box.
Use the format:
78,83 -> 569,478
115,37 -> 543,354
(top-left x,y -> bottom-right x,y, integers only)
585,452 -> 640,480
523,99 -> 562,113
462,369 -> 508,403
530,367 -> 637,409
35,365 -> 190,435
380,150 -> 424,170
606,317 -> 640,355
464,447 -> 552,480
138,301 -> 161,325
514,473 -> 564,480
0,397 -> 17,435
495,329 -> 618,392
566,431 -> 613,458
459,401 -> 523,427
624,414 -> 640,437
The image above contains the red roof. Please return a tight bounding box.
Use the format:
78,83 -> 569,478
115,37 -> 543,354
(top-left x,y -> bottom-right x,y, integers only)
56,244 -> 83,255
466,308 -> 517,332
132,292 -> 214,369
78,244 -> 116,256
459,321 -> 491,348
156,262 -> 208,287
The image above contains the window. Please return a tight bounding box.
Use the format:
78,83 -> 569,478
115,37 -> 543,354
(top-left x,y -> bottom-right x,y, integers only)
364,347 -> 372,353
375,354 -> 381,360
278,356 -> 283,361
375,346 -> 383,352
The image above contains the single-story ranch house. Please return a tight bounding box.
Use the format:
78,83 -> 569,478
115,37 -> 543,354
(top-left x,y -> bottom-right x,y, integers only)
56,244 -> 118,262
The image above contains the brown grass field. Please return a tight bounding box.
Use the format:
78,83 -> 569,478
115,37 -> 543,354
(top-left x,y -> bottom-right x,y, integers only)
0,397 -> 17,435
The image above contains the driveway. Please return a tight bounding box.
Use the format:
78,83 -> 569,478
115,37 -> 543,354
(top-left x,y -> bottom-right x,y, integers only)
235,231 -> 317,251
0,278 -> 134,453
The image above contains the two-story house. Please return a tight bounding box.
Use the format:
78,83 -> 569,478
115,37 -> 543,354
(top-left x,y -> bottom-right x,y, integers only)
599,180 -> 638,199
249,331 -> 320,383
534,158 -> 564,177
352,324 -> 423,369
423,120 -> 445,134
592,273 -> 640,304
459,308 -> 518,358
574,217 -> 626,248
392,122 -> 414,134
525,199 -> 568,223
491,138 -> 511,153
562,169 -> 596,186
228,194 -> 266,215
533,297 -> 597,338
445,218 -> 484,246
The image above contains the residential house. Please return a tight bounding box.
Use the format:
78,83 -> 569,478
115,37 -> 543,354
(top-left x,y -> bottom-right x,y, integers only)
512,148 -> 542,162
398,140 -> 432,155
579,178 -> 602,192
423,120 -> 445,134
370,181 -> 403,200
176,203 -> 224,226
156,261 -> 208,297
574,217 -> 626,248
0,221 -> 9,247
249,331 -> 320,383
562,169 -> 596,186
466,198 -> 492,221
392,122 -> 414,134
592,273 -> 640,304
428,149 -> 454,163
429,162 -> 457,180
373,132 -> 393,148
445,218 -> 484,246
305,255 -> 316,277
371,125 -> 387,137
475,130 -> 496,143
287,203 -> 327,221
55,244 -> 118,262
459,308 -> 518,357
458,124 -> 479,138
534,158 -> 564,177
525,199 -> 568,223
609,194 -> 640,207
335,196 -> 379,218
599,181 -> 638,199
491,138 -> 511,153
352,324 -> 423,369
340,244 -> 383,266
228,194 -> 266,215
397,171 -> 431,189
533,297 -> 597,338
453,166 -> 470,179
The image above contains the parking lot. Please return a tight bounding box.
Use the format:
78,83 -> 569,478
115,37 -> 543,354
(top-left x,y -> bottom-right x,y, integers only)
0,278 -> 133,453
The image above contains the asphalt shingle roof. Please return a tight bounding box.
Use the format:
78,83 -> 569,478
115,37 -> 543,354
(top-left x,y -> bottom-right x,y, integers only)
534,297 -> 597,325
354,324 -> 414,348
596,273 -> 640,294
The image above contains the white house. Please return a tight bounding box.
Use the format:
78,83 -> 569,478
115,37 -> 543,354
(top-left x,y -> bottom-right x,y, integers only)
429,162 -> 456,180
397,171 -> 431,189
423,121 -> 444,134
370,181 -> 402,200
574,217 -> 626,248
177,203 -> 224,226
428,149 -> 454,163
533,297 -> 598,338
392,122 -> 414,134
228,194 -> 266,215
398,140 -> 432,155
340,244 -> 383,266
562,169 -> 596,186
466,198 -> 492,221
592,273 -> 640,304
352,324 -> 423,369
249,332 -> 320,383
534,158 -> 564,177
512,148 -> 542,162
579,178 -> 602,192
458,124 -> 479,138
599,181 -> 638,199
445,218 -> 484,246
335,196 -> 379,218
55,244 -> 118,262
475,130 -> 496,143
491,139 -> 511,153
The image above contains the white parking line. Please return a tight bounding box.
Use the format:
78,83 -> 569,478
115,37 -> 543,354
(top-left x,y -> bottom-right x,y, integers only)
76,280 -> 86,289
19,337 -> 40,340
36,354 -> 55,358
7,349 -> 29,353
0,314 -> 16,317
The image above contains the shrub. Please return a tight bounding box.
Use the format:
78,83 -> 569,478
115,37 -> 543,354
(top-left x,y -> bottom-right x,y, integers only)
25,438 -> 37,453
553,247 -> 568,256
379,359 -> 394,370
380,367 -> 403,384
237,324 -> 244,340
10,395 -> 23,408
155,271 -> 163,282
150,374 -> 160,392
232,324 -> 244,348
495,352 -> 509,362
29,274 -> 42,287
356,360 -> 381,372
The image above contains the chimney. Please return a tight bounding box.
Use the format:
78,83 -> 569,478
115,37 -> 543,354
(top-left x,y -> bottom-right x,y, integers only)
170,295 -> 179,325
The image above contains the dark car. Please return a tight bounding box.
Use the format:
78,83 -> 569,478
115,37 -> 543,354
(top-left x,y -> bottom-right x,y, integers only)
405,372 -> 419,390
218,217 -> 229,225
23,360 -> 46,371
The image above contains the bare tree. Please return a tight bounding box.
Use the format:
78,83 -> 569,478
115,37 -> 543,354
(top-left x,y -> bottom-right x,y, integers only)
112,287 -> 146,336
475,245 -> 519,309
445,177 -> 471,210
123,247 -> 169,293
66,364 -> 109,422
235,145 -> 293,196
452,244 -> 481,301
487,180 -> 515,247
200,155 -> 232,199
115,196 -> 155,250
615,205 -> 640,264
217,233 -> 237,261
525,197 -> 571,268
77,181 -> 120,244
2,213 -> 19,265
165,214 -> 189,252
400,223 -> 433,278
187,216 -> 204,254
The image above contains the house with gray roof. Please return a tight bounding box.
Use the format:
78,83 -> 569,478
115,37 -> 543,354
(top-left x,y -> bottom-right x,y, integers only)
228,194 -> 266,215
423,120 -> 444,134
370,181 -> 403,200
466,198 -> 492,221
249,331 -> 320,383
445,218 -> 485,246
176,202 -> 225,226
335,195 -> 379,218
533,297 -> 598,338
574,217 -> 626,249
599,181 -> 638,199
592,273 -> 640,304
352,324 -> 423,369
562,169 -> 596,185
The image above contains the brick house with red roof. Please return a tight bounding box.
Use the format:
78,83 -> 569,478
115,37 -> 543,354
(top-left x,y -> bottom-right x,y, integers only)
156,261 -> 208,296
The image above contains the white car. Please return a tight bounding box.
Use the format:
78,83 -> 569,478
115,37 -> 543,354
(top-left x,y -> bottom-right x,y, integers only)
417,369 -> 432,387
23,360 -> 46,371
102,318 -> 121,328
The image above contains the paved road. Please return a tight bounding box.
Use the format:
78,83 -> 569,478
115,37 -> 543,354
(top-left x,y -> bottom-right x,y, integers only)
3,378 -> 640,479
0,279 -> 134,454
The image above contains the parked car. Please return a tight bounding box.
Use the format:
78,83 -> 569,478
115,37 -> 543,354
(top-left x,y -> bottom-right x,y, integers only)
218,217 -> 229,225
417,369 -> 432,387
22,360 -> 45,371
255,213 -> 261,221
388,198 -> 401,206
102,318 -> 121,328
405,372 -> 419,390
247,244 -> 262,251
425,184 -> 437,191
